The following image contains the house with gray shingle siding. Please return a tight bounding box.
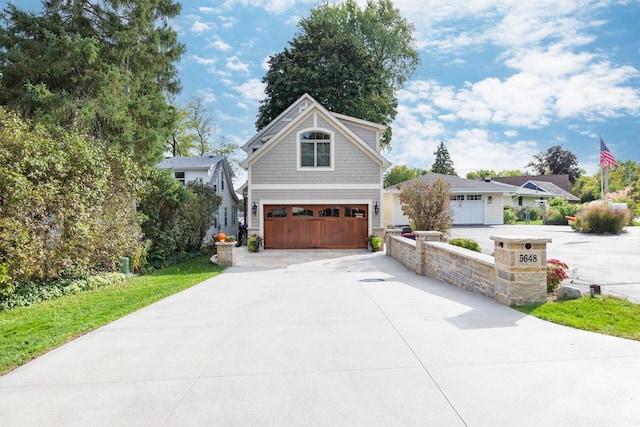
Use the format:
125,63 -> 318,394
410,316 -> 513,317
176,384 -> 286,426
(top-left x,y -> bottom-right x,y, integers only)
240,94 -> 390,249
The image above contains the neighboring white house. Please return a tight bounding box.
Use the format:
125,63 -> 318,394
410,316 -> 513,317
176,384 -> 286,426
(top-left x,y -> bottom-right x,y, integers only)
240,93 -> 390,249
157,155 -> 240,242
383,173 -> 557,227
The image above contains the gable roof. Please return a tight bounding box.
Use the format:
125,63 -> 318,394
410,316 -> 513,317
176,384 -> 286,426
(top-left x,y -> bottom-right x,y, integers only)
385,173 -> 517,193
523,180 -> 579,201
157,155 -> 239,203
157,155 -> 225,171
240,93 -> 390,169
492,174 -> 571,192
240,93 -> 317,153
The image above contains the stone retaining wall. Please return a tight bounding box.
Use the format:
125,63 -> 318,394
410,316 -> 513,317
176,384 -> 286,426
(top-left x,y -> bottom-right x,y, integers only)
385,230 -> 548,306
421,242 -> 496,299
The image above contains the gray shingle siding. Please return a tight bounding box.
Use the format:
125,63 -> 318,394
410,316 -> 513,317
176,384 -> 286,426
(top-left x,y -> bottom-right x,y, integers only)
343,123 -> 377,150
250,117 -> 381,184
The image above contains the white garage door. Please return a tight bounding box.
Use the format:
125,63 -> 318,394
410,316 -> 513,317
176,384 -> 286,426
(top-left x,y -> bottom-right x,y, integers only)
450,195 -> 484,224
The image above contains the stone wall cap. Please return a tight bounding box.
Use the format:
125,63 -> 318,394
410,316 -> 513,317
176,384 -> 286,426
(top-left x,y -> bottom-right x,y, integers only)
490,235 -> 552,244
415,231 -> 443,236
427,241 -> 495,266
215,241 -> 237,246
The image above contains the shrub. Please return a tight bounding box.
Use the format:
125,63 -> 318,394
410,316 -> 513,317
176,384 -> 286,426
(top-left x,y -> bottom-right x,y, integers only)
398,178 -> 453,233
449,238 -> 482,253
613,197 -> 640,223
514,207 -> 540,221
546,198 -> 579,225
503,207 -> 517,224
571,203 -> 629,234
368,235 -> 382,250
248,235 -> 263,252
0,272 -> 126,311
547,259 -> 569,293
0,108 -> 141,290
138,169 -> 221,266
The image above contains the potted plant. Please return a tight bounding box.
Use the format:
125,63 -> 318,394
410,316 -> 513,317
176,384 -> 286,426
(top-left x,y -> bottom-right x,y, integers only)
367,235 -> 382,252
248,234 -> 263,252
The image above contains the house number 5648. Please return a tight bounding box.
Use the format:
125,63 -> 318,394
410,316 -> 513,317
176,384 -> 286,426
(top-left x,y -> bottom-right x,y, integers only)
519,254 -> 537,263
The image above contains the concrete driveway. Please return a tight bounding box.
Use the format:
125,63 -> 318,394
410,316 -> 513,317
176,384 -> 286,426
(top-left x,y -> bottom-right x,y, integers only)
450,225 -> 640,302
1,249 -> 639,426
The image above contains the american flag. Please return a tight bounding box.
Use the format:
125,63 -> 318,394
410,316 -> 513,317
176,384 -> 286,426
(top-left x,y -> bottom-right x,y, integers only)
600,137 -> 616,168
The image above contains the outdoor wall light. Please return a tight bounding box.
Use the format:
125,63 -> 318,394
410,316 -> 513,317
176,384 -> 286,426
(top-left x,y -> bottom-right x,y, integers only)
252,201 -> 257,215
488,196 -> 493,203
374,201 -> 379,215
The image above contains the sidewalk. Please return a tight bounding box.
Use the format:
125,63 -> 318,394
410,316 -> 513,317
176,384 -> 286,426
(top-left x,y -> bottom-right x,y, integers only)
0,249 -> 639,426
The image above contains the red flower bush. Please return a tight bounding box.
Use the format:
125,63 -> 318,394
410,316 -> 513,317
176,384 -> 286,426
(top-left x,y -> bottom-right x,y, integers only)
547,259 -> 569,293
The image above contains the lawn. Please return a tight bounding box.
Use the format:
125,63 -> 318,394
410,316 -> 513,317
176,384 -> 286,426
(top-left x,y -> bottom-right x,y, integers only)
0,256 -> 225,375
517,295 -> 640,341
515,219 -> 543,225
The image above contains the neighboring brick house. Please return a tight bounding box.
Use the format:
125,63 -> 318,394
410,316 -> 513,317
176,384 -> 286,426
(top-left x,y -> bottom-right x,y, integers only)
240,93 -> 390,249
157,155 -> 240,242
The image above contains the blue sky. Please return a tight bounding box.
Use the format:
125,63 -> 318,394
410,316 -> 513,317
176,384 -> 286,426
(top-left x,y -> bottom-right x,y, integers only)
9,0 -> 640,179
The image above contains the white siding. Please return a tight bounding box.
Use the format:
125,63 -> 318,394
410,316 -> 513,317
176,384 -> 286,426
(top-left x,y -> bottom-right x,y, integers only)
484,194 -> 504,225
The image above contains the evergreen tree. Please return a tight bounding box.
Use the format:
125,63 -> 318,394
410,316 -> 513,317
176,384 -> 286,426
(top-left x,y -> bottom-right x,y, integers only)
0,1 -> 185,165
431,141 -> 457,176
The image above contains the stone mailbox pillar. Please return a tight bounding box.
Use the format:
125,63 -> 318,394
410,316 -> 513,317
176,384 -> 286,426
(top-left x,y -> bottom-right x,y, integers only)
490,235 -> 550,306
215,242 -> 236,266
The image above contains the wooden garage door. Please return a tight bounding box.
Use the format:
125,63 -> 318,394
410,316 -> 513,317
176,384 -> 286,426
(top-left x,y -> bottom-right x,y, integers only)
263,205 -> 368,249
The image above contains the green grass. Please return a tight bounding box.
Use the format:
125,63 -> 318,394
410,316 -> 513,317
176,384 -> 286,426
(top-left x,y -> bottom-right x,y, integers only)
516,295 -> 640,341
515,219 -> 543,225
0,256 -> 224,375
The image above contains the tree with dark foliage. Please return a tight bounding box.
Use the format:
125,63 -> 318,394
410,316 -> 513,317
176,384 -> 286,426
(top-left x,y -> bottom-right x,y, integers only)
527,145 -> 582,184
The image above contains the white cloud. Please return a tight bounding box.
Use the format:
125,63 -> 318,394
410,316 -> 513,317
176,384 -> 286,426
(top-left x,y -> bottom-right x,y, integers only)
219,16 -> 238,29
233,78 -> 266,102
197,90 -> 217,103
219,0 -> 316,15
447,129 -> 539,175
198,7 -> 220,14
191,55 -> 217,66
212,40 -> 232,51
504,130 -> 518,137
191,19 -> 214,34
261,55 -> 271,71
226,56 -> 250,73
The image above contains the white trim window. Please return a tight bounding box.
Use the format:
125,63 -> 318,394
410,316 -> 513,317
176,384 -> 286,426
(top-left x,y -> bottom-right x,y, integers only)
174,171 -> 186,185
297,130 -> 334,171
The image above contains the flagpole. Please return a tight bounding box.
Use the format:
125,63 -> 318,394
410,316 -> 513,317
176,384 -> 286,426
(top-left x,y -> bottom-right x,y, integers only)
600,135 -> 604,205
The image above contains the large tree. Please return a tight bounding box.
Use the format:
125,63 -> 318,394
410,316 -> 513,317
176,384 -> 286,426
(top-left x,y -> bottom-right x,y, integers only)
384,164 -> 427,187
0,0 -> 185,165
527,145 -> 582,184
431,141 -> 457,176
256,0 -> 419,150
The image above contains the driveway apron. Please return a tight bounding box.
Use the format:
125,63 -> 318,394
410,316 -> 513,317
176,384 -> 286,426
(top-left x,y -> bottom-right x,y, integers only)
1,250 -> 639,426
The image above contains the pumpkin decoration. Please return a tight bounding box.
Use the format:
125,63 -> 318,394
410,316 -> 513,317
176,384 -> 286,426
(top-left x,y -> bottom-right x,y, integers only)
217,233 -> 227,242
